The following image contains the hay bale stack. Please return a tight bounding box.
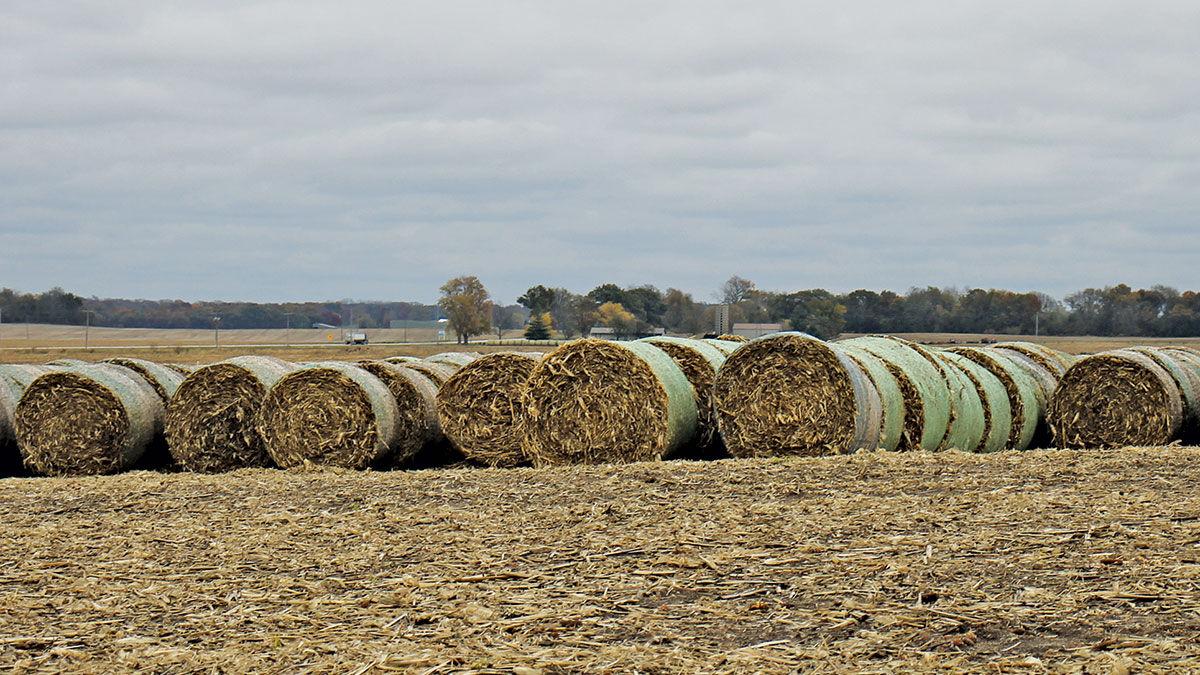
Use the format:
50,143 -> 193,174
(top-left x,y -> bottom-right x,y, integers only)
716,334 -> 749,343
425,352 -> 480,369
992,342 -> 1076,378
703,339 -> 744,356
838,336 -> 950,451
258,362 -> 399,469
1047,350 -> 1185,449
164,356 -> 296,472
14,364 -> 163,476
435,352 -> 544,467
104,358 -> 185,403
639,337 -> 729,450
357,360 -> 442,463
713,333 -> 884,457
522,339 -> 697,465
947,347 -> 1042,451
837,344 -> 904,452
938,351 -> 1011,453
1127,347 -> 1200,437
398,361 -> 459,387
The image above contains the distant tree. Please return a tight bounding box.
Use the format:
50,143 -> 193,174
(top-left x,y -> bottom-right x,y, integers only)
517,285 -> 556,314
663,288 -> 701,333
623,285 -> 666,327
587,283 -> 626,306
524,312 -> 551,340
771,290 -> 846,339
493,304 -> 522,339
438,276 -> 492,344
720,276 -> 756,305
594,302 -> 637,337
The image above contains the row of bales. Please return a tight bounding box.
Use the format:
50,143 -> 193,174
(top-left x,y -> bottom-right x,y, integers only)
1,336 -> 1199,477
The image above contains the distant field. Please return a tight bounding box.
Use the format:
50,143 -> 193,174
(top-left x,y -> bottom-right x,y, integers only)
0,324 -> 1196,365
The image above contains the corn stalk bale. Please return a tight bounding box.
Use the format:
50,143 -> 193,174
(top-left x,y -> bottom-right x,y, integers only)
713,332 -> 883,457
398,361 -> 459,387
0,366 -> 52,475
164,356 -> 296,473
383,356 -> 422,364
103,358 -> 185,403
435,352 -> 544,467
358,360 -> 441,463
0,364 -> 52,390
45,358 -> 91,367
948,347 -> 1041,450
259,362 -> 400,469
938,351 -> 1010,453
15,364 -> 162,476
716,334 -> 749,343
639,337 -> 729,450
1128,347 -> 1200,435
838,336 -> 950,451
838,344 -> 904,451
522,339 -> 697,466
425,352 -> 480,369
993,342 -> 1076,378
703,339 -> 744,356
1047,350 -> 1184,449
165,363 -> 196,376
928,354 -> 986,452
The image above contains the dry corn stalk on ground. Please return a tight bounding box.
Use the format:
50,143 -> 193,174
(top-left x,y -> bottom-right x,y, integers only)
2,449 -> 1200,672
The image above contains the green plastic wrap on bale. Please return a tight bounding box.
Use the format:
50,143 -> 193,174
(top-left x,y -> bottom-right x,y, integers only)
1130,347 -> 1200,429
940,351 -> 1011,453
104,358 -> 186,403
933,355 -> 986,452
838,344 -> 903,452
703,339 -> 744,356
839,336 -> 950,452
949,347 -> 1041,451
622,341 -> 699,455
993,342 -> 1076,378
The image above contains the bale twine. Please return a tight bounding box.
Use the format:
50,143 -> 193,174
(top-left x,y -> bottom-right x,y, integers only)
15,364 -> 163,476
398,361 -> 459,387
938,351 -> 1011,453
259,362 -> 400,469
435,352 -> 544,467
640,337 -> 729,450
163,356 -> 296,472
357,360 -> 442,464
1047,350 -> 1185,449
425,352 -> 480,369
522,339 -> 697,466
703,339 -> 744,356
713,332 -> 883,458
838,336 -> 950,452
716,334 -> 749,343
103,358 -> 185,403
992,342 -> 1076,378
947,347 -> 1041,451
837,344 -> 904,451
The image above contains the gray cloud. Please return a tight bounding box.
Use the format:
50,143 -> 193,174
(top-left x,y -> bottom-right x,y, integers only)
2,1 -> 1199,303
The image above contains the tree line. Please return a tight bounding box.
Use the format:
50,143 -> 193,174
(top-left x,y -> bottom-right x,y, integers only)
4,280 -> 1200,341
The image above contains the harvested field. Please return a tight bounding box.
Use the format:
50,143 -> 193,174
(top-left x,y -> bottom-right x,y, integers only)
1,449 -> 1200,671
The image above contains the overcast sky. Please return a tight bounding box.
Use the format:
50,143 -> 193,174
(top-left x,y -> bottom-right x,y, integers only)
2,2 -> 1198,304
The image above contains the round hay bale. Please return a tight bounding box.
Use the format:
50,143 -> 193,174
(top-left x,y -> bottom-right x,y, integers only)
713,332 -> 883,458
425,352 -> 480,369
522,339 -> 697,465
45,358 -> 90,367
703,339 -> 744,356
259,362 -> 400,469
435,352 -> 544,467
716,334 -> 749,343
838,336 -> 950,452
947,347 -> 1041,451
1047,350 -> 1185,449
1127,347 -> 1200,435
938,351 -> 1010,453
357,360 -> 441,463
837,344 -> 904,451
15,364 -> 163,476
0,366 -> 51,475
383,356 -> 422,364
0,364 -> 52,389
398,361 -> 459,387
640,337 -> 729,450
992,342 -> 1076,378
163,356 -> 296,473
103,358 -> 185,403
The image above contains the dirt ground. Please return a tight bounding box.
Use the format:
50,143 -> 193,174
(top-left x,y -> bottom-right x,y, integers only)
2,448 -> 1199,673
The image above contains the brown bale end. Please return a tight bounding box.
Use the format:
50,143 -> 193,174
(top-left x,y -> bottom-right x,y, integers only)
357,360 -> 441,464
716,334 -> 749,343
641,337 -> 728,450
435,352 -> 543,467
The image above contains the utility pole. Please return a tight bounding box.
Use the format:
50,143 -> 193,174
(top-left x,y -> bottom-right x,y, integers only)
284,312 -> 294,348
0,307 -> 3,349
213,316 -> 221,347
83,310 -> 96,349
1035,312 -> 1039,337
